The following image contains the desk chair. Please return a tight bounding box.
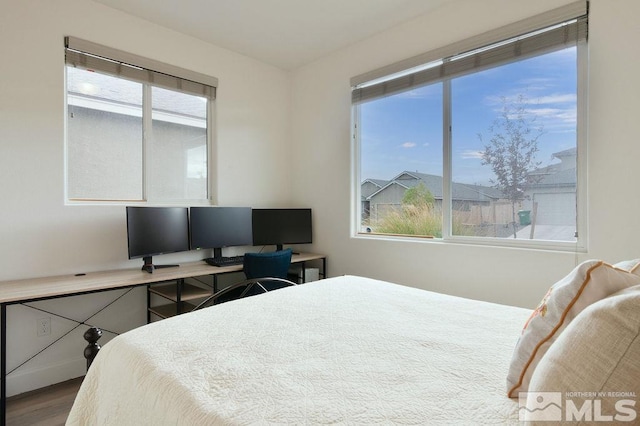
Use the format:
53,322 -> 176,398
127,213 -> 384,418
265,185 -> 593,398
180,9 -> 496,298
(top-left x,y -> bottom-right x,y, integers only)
194,249 -> 296,309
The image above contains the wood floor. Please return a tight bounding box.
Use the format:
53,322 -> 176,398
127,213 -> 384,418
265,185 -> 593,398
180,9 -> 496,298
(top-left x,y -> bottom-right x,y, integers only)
6,377 -> 82,426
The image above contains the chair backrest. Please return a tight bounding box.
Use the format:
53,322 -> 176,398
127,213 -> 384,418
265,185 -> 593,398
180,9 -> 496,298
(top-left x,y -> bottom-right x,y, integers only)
243,248 -> 292,280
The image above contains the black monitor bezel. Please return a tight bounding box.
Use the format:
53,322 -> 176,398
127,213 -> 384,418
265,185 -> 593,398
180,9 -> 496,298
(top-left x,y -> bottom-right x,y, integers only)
251,208 -> 312,249
189,206 -> 253,254
126,206 -> 190,260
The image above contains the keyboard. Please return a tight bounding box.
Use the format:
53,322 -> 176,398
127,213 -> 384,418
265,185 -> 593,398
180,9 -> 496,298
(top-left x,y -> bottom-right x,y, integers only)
204,256 -> 244,267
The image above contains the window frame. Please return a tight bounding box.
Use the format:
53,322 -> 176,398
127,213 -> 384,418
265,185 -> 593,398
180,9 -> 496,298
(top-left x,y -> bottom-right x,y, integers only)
63,37 -> 217,205
351,3 -> 588,252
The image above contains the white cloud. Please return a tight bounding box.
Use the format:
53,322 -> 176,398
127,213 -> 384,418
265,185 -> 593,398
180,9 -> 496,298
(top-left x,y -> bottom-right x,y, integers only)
527,93 -> 576,105
461,150 -> 484,159
528,107 -> 576,126
484,92 -> 575,107
401,142 -> 417,148
482,92 -> 577,130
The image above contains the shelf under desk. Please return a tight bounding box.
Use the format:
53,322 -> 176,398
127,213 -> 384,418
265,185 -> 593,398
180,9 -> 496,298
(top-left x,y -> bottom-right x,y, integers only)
148,282 -> 212,320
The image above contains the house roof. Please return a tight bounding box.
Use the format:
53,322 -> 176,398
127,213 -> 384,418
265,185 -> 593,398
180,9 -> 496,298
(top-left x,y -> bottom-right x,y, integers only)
364,171 -> 503,202
67,67 -> 207,119
528,148 -> 577,187
362,178 -> 389,188
364,146 -> 578,204
361,178 -> 390,200
552,147 -> 577,159
531,168 -> 577,187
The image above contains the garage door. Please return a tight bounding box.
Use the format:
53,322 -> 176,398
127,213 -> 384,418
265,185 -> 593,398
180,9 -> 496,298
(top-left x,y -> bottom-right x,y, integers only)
532,192 -> 576,226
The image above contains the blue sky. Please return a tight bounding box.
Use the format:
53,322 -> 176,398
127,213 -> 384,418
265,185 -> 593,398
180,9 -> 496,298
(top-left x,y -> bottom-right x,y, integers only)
359,47 -> 577,185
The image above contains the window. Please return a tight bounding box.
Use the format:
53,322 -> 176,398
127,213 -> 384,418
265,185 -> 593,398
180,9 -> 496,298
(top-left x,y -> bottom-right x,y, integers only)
64,37 -> 216,203
352,2 -> 587,250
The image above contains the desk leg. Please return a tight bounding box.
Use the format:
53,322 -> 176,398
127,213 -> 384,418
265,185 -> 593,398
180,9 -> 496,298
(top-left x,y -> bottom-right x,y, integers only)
176,279 -> 183,314
146,285 -> 151,324
1,303 -> 7,426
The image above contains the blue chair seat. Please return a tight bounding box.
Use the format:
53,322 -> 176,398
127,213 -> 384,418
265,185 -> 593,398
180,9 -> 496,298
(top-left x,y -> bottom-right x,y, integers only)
208,249 -> 294,305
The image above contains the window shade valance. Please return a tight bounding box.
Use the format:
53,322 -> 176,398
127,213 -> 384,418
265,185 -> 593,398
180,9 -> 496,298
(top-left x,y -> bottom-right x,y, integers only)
351,1 -> 587,105
65,36 -> 217,99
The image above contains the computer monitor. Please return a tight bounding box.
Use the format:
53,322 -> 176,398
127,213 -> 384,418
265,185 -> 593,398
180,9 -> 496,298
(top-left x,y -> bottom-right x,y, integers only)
189,206 -> 253,258
126,206 -> 190,273
251,208 -> 312,251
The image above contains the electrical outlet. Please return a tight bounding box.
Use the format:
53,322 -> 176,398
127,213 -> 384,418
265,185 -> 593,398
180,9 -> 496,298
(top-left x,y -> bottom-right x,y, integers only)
37,317 -> 51,337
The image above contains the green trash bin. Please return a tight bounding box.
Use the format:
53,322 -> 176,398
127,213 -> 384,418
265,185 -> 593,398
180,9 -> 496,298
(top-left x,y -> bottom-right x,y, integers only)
518,210 -> 531,226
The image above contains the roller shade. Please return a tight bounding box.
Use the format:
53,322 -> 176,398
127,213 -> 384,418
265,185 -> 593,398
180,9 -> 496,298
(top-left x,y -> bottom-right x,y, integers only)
352,1 -> 587,104
65,36 -> 217,99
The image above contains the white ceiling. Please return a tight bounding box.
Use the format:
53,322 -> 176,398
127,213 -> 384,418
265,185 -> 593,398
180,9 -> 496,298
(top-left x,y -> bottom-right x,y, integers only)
92,0 -> 453,70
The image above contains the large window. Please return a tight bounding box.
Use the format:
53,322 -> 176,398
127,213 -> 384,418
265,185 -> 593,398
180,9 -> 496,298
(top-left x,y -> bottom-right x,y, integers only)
65,37 -> 216,203
352,3 -> 587,250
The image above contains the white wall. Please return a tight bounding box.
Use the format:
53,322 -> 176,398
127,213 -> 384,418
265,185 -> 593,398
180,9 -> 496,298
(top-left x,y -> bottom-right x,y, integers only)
0,0 -> 291,395
291,0 -> 640,308
3,0 -> 640,397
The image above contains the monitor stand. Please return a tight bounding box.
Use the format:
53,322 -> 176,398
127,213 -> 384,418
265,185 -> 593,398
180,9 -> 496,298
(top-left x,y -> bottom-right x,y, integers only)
275,244 -> 298,255
141,256 -> 179,274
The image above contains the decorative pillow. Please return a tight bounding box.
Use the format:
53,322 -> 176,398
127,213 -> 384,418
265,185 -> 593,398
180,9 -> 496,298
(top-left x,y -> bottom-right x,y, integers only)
507,260 -> 640,398
614,258 -> 640,276
524,286 -> 640,424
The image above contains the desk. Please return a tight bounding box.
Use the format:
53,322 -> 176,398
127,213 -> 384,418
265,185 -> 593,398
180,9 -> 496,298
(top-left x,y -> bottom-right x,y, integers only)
0,252 -> 326,425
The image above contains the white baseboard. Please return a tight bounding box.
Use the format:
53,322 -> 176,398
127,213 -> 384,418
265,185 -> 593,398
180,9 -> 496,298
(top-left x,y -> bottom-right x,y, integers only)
7,357 -> 86,397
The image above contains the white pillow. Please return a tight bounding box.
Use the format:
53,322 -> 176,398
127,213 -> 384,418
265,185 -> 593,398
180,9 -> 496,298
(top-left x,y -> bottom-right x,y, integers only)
614,258 -> 640,275
507,260 -> 640,398
524,286 -> 640,424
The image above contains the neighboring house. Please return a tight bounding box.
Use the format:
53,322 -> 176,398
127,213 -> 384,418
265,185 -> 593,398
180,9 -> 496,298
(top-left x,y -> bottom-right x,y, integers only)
523,147 -> 577,227
362,171 -> 503,222
361,178 -> 389,200
363,153 -> 577,230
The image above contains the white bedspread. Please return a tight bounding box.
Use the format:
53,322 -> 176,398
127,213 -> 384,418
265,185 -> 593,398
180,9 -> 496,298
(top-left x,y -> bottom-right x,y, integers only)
66,275 -> 530,425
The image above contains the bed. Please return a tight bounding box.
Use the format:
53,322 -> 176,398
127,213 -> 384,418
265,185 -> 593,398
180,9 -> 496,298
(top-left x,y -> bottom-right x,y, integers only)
67,275 -> 531,424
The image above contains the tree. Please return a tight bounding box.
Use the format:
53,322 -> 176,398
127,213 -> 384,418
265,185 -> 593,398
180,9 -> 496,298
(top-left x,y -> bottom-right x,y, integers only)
402,182 -> 434,208
373,182 -> 441,237
479,95 -> 544,238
